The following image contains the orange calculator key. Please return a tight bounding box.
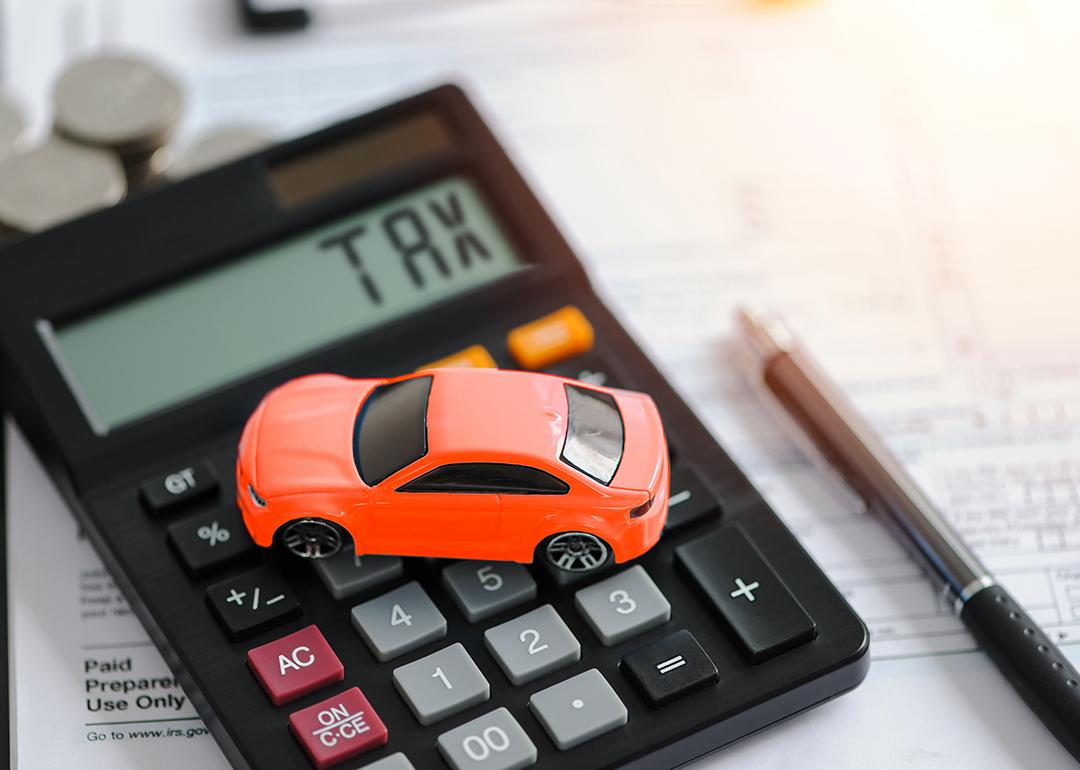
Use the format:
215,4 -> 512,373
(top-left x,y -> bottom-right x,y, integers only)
507,306 -> 594,370
418,344 -> 497,370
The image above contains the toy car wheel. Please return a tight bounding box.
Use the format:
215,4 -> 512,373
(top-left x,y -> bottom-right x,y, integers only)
542,532 -> 611,572
279,518 -> 346,559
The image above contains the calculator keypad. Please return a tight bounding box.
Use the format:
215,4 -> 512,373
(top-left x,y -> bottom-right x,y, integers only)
437,707 -> 537,770
288,687 -> 388,769
314,551 -> 403,600
167,506 -> 256,577
393,642 -> 490,725
484,604 -> 581,686
528,669 -> 628,750
206,566 -> 301,641
442,560 -> 537,622
676,526 -> 816,663
351,581 -> 447,662
574,566 -> 671,646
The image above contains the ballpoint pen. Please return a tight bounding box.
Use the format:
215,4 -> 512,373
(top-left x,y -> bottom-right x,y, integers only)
734,305 -> 1080,762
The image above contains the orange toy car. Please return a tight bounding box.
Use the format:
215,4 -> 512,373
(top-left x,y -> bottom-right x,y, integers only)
236,368 -> 669,572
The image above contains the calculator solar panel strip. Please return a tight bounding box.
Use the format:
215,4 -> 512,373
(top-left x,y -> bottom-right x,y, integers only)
0,85 -> 868,770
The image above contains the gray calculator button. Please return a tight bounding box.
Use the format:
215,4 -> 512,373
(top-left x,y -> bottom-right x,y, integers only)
363,754 -> 415,770
574,565 -> 671,646
442,561 -> 537,622
528,668 -> 628,750
437,707 -> 537,770
314,550 -> 403,600
393,643 -> 490,725
351,581 -> 447,662
483,605 -> 580,686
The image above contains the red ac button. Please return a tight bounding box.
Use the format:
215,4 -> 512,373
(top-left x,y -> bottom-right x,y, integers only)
248,625 -> 344,705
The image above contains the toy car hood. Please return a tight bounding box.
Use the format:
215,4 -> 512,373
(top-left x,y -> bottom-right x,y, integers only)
243,374 -> 376,499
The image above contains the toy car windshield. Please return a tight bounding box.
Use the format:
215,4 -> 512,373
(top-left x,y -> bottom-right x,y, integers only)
354,375 -> 432,485
560,383 -> 624,484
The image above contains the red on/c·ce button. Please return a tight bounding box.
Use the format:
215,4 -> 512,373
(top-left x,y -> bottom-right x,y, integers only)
247,624 -> 344,705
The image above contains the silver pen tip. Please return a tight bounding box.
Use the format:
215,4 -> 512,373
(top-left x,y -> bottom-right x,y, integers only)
734,305 -> 796,363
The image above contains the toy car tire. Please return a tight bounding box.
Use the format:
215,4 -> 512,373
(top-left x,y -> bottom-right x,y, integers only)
540,531 -> 612,573
276,517 -> 348,560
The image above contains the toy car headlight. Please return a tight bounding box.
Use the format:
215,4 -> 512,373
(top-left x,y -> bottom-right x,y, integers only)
247,483 -> 267,508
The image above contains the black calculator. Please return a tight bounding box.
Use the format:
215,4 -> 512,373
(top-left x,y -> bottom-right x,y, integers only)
0,86 -> 868,770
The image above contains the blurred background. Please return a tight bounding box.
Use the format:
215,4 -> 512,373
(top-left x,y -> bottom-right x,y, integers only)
4,1 -> 1080,768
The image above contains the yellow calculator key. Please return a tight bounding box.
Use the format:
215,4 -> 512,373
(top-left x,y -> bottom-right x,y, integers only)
507,306 -> 594,370
418,344 -> 497,370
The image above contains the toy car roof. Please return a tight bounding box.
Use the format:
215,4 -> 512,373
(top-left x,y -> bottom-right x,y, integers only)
421,368 -> 577,467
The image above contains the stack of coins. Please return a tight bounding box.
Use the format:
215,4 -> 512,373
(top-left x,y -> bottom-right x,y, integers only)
0,93 -> 29,238
171,125 -> 272,178
0,92 -> 28,164
0,137 -> 126,234
0,50 -> 272,238
53,53 -> 184,189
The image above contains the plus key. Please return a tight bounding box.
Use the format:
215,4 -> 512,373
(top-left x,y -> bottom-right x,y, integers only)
729,578 -> 760,602
676,526 -> 816,663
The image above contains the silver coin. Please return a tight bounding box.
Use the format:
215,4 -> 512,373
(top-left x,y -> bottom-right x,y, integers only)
0,138 -> 126,233
123,144 -> 174,189
53,52 -> 184,153
0,92 -> 28,163
172,125 -> 272,177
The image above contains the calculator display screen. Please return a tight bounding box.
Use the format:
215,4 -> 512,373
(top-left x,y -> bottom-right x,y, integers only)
46,176 -> 524,433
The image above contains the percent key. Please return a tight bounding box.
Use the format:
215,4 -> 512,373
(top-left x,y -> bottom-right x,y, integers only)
168,507 -> 256,577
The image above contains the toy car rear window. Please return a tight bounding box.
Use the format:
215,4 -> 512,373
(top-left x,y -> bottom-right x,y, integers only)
397,463 -> 569,494
560,384 -> 624,484
354,375 -> 432,485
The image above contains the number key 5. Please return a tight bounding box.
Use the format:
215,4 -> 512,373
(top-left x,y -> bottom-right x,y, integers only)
442,561 -> 537,622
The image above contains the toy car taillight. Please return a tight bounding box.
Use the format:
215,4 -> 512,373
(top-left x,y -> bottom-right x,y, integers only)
629,497 -> 654,518
248,484 -> 267,508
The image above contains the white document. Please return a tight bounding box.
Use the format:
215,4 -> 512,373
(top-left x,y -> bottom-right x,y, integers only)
6,0 -> 1080,767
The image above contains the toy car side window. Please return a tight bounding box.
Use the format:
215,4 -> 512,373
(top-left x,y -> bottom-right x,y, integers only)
354,375 -> 432,485
560,384 -> 624,485
397,463 -> 569,495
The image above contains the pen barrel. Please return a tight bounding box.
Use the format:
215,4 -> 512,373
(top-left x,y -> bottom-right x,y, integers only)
961,585 -> 1080,760
764,350 -> 989,597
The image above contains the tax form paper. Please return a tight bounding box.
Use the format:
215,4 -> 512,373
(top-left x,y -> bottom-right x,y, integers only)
6,0 -> 1080,768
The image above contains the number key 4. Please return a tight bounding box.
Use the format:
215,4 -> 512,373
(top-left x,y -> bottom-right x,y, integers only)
351,581 -> 447,661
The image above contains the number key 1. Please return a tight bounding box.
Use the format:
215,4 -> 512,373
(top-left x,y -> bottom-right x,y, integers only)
392,643 -> 490,725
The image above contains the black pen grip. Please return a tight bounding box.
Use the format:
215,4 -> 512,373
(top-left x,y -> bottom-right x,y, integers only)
961,585 -> 1080,760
